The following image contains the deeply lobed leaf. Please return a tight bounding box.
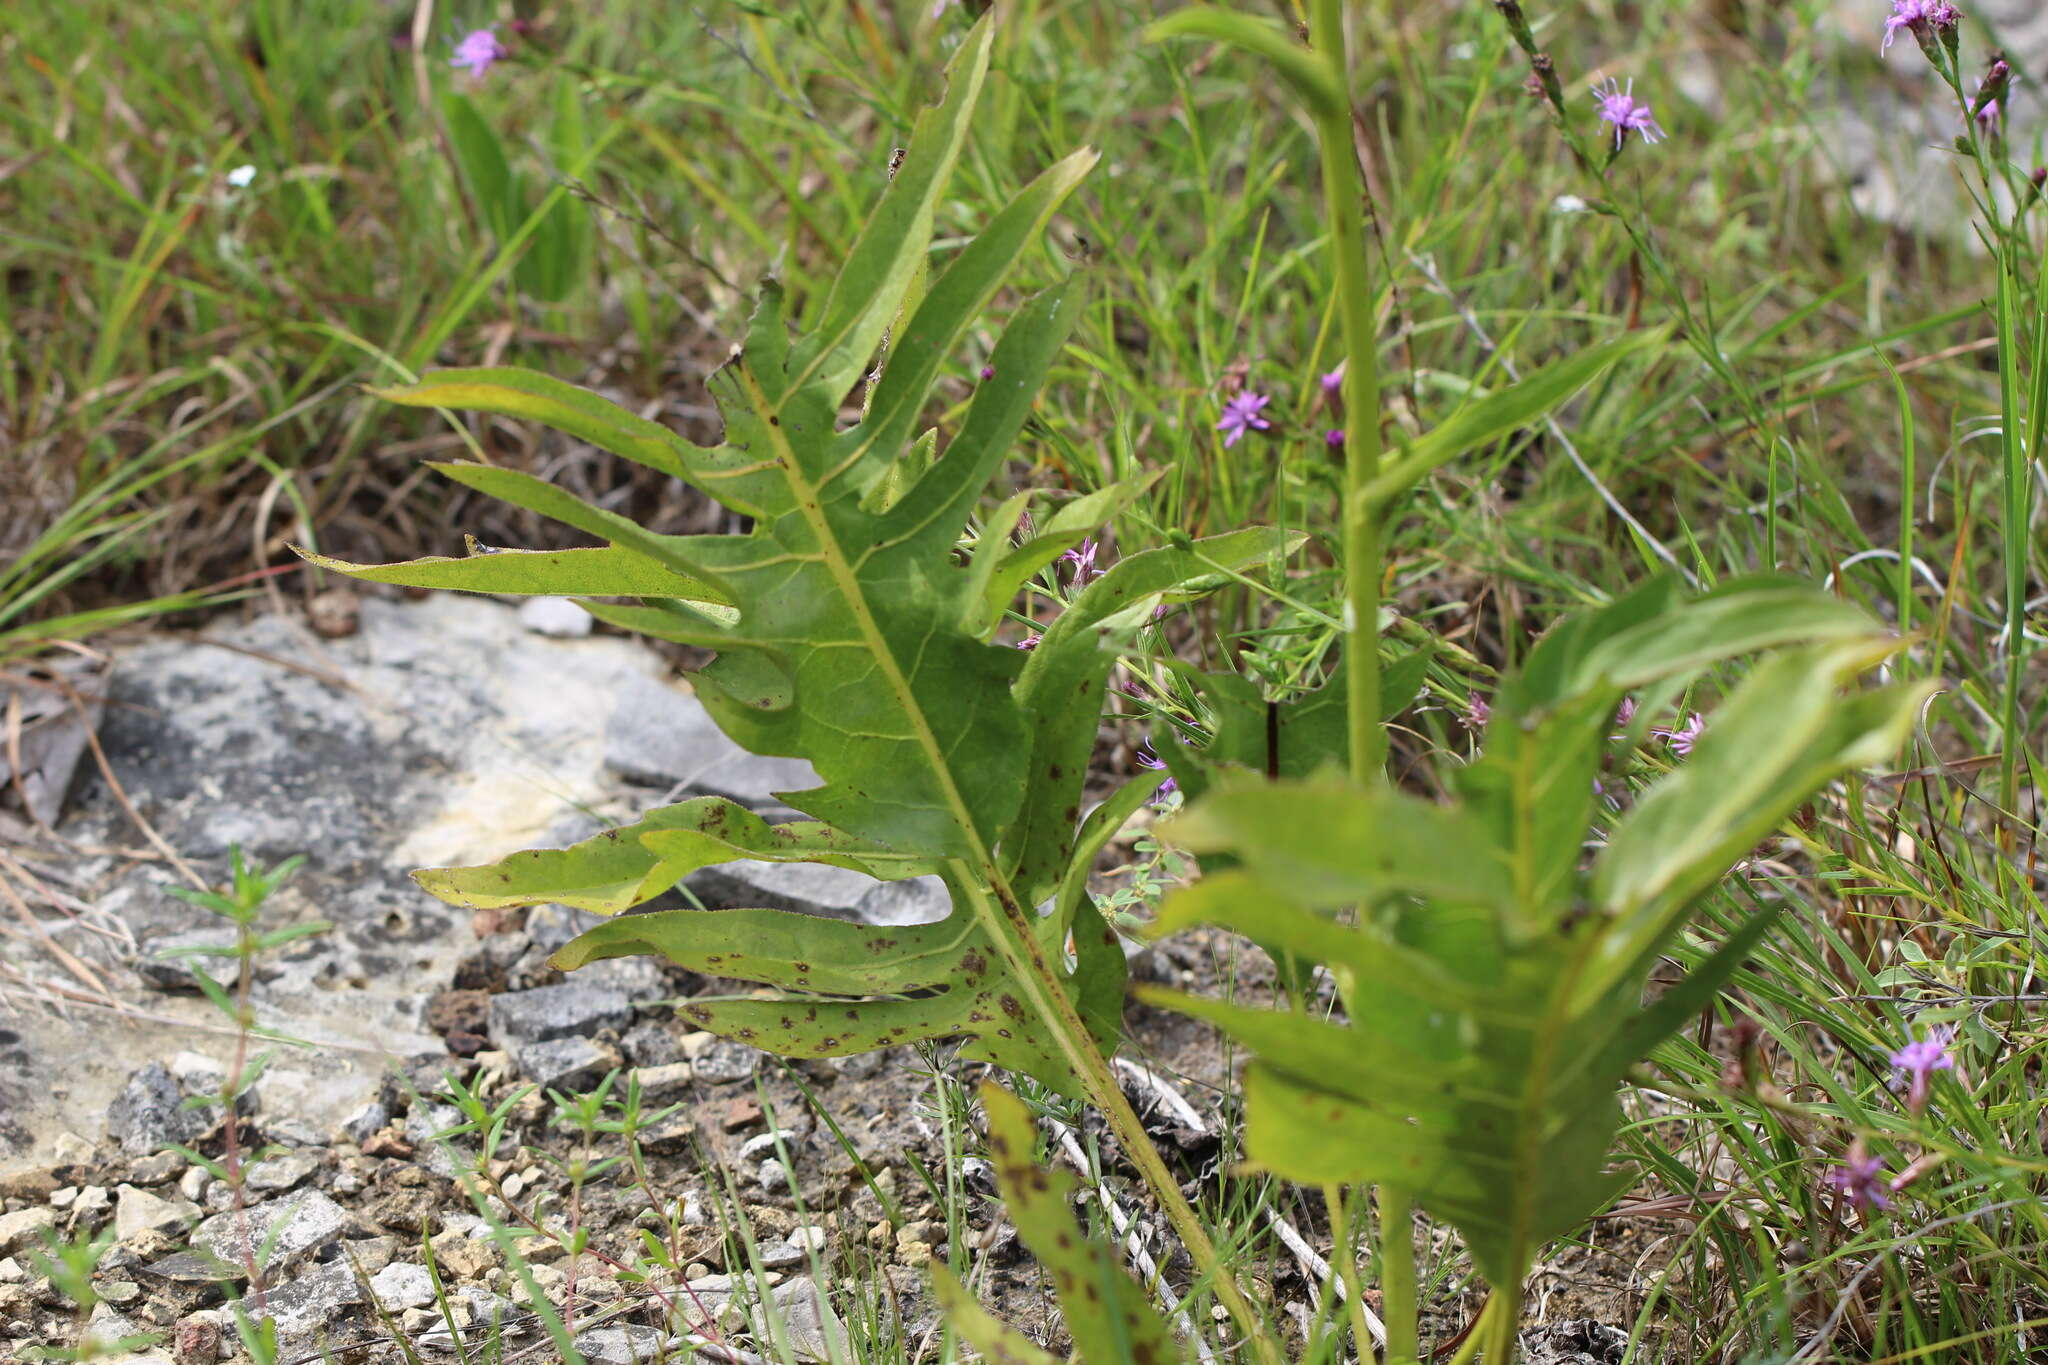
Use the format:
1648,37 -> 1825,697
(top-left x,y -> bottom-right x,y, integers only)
306,19 -> 1269,1098
1148,584 -> 1927,1288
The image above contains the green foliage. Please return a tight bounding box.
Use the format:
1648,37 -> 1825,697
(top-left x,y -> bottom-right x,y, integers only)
443,77 -> 593,303
310,18 -> 1282,1099
1144,578 -> 1929,1292
934,1084 -> 1183,1365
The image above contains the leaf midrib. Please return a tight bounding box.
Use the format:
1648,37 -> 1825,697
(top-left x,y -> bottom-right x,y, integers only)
737,362 -> 994,866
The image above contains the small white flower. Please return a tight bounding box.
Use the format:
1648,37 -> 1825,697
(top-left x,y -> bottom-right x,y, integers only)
226,164 -> 257,189
1550,193 -> 1589,215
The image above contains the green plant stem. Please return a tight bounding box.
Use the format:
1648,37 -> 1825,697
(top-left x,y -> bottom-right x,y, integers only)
1312,1 -> 1387,786
1325,1183 -> 1377,1361
1482,1282 -> 1524,1363
1308,3 -> 1414,1361
959,863 -> 1283,1365
1376,1186 -> 1418,1364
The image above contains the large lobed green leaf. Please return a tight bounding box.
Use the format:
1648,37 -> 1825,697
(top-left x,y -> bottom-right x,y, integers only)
307,19 -> 1269,1098
1146,581 -> 1928,1289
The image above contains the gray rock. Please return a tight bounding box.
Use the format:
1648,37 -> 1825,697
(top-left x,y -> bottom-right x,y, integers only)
620,1020 -> 688,1068
758,1240 -> 803,1269
263,1116 -> 325,1148
851,874 -> 952,927
113,1185 -> 199,1241
1520,1318 -> 1629,1365
688,1039 -> 765,1085
368,1261 -> 436,1310
81,1302 -> 151,1355
14,595 -> 670,1167
404,1103 -> 475,1180
242,1152 -> 319,1193
572,953 -> 673,1004
126,1151 -> 183,1185
757,1158 -> 793,1194
628,1063 -> 694,1105
167,1051 -> 258,1118
418,1286 -> 527,1349
191,1189 -> 348,1275
337,1101 -> 388,1145
105,1062 -> 205,1156
133,926 -> 239,993
72,1184 -> 112,1221
523,903 -> 605,953
487,982 -> 631,1050
604,672 -> 817,813
574,1324 -> 667,1364
0,1207 -> 56,1257
513,1036 -> 623,1093
759,1277 -> 847,1362
686,860 -> 948,926
518,596 -> 594,638
736,1130 -> 799,1162
253,1260 -> 361,1347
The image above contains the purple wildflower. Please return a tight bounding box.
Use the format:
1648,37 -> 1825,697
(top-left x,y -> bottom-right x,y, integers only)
1135,743 -> 1179,801
1462,691 -> 1491,732
979,364 -> 996,380
1325,428 -> 1345,448
1882,0 -> 1960,56
1321,361 -> 1346,395
1061,538 -> 1102,587
1015,633 -> 1042,651
1656,712 -> 1705,757
450,27 -> 508,79
1217,391 -> 1272,448
1611,696 -> 1638,739
1590,77 -> 1664,151
1825,1144 -> 1891,1212
1889,1026 -> 1956,1114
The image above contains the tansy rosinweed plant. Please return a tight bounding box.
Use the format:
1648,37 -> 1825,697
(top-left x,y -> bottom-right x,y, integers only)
302,10 -> 1926,1362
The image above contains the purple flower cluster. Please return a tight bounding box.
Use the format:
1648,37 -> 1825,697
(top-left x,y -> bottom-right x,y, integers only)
1654,712 -> 1704,757
1135,743 -> 1179,803
1826,1144 -> 1892,1212
1462,691 -> 1491,732
450,27 -> 508,79
1590,77 -> 1664,151
1881,0 -> 1960,56
1061,538 -> 1103,588
1217,392 -> 1272,448
1890,1026 -> 1956,1114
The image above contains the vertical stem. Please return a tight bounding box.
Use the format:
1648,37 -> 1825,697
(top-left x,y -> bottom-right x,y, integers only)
1376,1187 -> 1419,1364
1325,1184 -> 1378,1362
1308,5 -> 1415,1363
1483,1282 -> 1525,1362
1310,0 -> 1387,784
